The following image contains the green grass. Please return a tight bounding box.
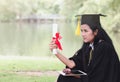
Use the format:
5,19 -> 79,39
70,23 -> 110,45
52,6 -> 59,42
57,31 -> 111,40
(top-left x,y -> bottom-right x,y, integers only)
0,56 -> 64,82
0,72 -> 57,82
0,56 -> 65,71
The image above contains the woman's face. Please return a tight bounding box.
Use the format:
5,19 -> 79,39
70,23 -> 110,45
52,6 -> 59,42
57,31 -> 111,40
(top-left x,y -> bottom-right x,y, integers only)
81,24 -> 98,43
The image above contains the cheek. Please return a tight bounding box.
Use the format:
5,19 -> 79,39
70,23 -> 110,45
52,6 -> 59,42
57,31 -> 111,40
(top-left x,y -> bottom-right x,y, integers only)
84,34 -> 95,42
88,34 -> 95,41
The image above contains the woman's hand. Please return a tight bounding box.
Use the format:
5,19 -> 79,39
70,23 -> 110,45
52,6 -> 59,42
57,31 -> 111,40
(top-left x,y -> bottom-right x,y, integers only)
49,40 -> 58,51
63,68 -> 80,78
63,68 -> 71,74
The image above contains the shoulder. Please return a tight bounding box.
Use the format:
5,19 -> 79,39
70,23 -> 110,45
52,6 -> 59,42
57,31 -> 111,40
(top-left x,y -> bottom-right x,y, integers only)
96,40 -> 112,48
93,41 -> 119,62
94,41 -> 113,52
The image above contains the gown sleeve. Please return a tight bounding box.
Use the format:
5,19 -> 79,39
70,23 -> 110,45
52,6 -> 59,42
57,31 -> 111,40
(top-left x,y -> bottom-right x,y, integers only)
69,49 -> 84,70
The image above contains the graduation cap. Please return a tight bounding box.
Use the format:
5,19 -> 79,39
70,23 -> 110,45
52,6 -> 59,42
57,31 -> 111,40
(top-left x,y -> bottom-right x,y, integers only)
75,14 -> 106,36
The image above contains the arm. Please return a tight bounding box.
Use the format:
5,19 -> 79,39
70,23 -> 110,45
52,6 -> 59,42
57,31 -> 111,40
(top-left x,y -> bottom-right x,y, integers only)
49,41 -> 76,68
55,51 -> 75,68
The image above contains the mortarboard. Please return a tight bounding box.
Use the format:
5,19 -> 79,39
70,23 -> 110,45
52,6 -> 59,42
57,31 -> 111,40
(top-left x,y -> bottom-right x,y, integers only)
80,14 -> 106,27
75,14 -> 106,36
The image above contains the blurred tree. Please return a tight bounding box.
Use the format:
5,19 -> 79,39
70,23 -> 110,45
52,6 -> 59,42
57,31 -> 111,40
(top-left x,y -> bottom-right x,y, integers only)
0,0 -> 61,21
60,0 -> 86,18
108,0 -> 120,33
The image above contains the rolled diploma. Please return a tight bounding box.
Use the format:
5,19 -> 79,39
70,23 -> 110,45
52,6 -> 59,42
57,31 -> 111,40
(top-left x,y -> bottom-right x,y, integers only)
52,23 -> 58,54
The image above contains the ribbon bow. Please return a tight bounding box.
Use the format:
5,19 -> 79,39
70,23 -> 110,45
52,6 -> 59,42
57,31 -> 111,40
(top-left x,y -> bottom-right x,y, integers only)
52,32 -> 62,50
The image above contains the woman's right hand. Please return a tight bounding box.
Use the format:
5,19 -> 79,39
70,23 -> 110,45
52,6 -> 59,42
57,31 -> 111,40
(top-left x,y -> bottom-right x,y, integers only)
49,40 -> 58,51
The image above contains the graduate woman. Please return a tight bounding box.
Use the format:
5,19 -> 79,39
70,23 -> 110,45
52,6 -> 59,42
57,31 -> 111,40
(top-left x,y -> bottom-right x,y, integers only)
49,14 -> 120,82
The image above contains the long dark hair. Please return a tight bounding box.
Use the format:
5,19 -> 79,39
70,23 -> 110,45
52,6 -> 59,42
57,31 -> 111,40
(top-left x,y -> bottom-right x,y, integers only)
81,24 -> 114,48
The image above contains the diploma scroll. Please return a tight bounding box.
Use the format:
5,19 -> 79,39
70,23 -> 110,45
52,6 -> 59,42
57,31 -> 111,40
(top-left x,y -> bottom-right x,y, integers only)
52,23 -> 62,54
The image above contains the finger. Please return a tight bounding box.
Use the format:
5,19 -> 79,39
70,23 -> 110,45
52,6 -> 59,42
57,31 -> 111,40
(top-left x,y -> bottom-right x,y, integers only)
63,68 -> 71,74
49,44 -> 57,51
51,39 -> 56,43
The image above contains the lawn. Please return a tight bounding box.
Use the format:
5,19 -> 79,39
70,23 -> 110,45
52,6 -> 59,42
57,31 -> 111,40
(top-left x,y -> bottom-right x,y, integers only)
0,56 -> 65,82
0,72 -> 57,82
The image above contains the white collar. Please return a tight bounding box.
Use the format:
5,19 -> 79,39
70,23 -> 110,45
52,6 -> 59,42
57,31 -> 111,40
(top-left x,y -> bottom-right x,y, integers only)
89,43 -> 94,50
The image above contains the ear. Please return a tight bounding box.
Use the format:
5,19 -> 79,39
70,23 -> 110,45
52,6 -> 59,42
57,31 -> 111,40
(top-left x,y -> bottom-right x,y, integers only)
94,29 -> 98,36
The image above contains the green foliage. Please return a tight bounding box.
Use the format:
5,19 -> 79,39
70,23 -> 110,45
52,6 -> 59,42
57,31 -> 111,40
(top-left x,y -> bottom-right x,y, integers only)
0,0 -> 61,21
108,0 -> 120,13
60,0 -> 86,18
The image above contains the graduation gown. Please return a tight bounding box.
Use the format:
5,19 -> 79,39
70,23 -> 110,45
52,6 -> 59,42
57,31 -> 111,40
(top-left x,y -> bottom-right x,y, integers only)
57,41 -> 120,82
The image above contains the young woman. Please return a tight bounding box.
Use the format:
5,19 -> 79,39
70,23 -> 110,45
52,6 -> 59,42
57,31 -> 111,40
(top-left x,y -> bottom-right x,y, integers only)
49,14 -> 120,82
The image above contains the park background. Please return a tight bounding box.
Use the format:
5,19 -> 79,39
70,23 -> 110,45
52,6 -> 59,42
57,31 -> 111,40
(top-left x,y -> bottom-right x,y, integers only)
0,0 -> 120,82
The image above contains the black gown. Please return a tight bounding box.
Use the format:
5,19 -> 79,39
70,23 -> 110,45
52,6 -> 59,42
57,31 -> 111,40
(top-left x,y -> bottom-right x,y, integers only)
57,41 -> 120,82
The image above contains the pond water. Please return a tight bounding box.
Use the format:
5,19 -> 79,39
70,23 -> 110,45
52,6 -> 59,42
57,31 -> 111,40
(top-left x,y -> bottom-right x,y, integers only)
0,22 -> 83,57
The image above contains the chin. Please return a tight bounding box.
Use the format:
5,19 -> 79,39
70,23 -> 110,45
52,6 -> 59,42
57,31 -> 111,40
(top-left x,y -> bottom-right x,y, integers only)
84,40 -> 90,43
83,40 -> 88,43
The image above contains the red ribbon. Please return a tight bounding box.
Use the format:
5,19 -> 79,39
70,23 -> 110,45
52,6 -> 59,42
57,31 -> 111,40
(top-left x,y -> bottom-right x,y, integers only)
52,32 -> 62,50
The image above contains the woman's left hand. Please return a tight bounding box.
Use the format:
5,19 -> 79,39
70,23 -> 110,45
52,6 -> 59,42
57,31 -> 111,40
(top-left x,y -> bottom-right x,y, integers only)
63,68 -> 71,74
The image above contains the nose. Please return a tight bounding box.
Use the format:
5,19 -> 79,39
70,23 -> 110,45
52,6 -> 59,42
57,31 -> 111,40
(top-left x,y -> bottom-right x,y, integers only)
81,31 -> 85,37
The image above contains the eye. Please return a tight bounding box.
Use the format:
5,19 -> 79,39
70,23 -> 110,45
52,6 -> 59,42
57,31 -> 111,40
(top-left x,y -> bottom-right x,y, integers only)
84,29 -> 88,32
81,29 -> 88,32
